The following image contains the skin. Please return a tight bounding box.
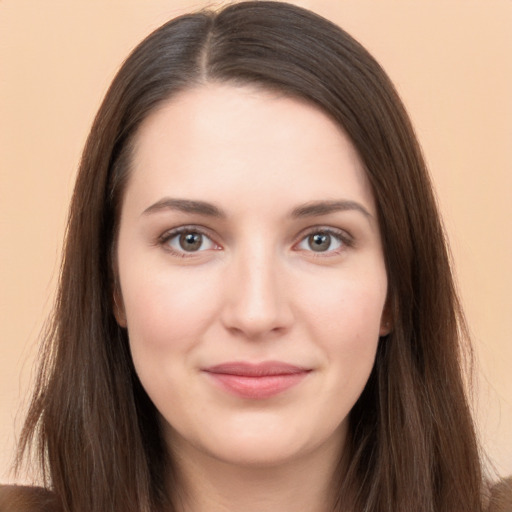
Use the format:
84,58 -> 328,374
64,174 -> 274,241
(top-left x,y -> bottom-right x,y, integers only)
114,83 -> 390,512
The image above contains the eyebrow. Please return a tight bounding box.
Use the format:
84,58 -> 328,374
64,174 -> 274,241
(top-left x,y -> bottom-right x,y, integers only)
142,198 -> 226,218
142,197 -> 371,220
291,200 -> 372,219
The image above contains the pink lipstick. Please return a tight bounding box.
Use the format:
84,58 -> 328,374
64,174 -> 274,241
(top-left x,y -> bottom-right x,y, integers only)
202,362 -> 310,399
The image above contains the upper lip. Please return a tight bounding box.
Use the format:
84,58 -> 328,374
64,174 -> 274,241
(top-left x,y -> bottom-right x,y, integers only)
202,361 -> 310,377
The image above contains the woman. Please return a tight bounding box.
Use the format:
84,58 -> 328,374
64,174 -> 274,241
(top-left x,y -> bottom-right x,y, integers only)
3,1 -> 509,511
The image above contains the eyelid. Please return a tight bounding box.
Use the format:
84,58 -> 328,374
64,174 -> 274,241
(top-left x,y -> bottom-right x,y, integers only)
158,225 -> 222,256
293,226 -> 354,255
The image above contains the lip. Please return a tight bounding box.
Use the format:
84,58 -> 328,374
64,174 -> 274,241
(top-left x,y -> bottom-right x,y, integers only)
202,361 -> 311,399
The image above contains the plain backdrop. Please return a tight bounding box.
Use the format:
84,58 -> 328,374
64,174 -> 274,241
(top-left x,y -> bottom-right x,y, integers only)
1,0 -> 511,482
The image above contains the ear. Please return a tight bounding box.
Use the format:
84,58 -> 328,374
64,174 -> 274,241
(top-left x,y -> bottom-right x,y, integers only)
379,301 -> 393,337
113,286 -> 127,328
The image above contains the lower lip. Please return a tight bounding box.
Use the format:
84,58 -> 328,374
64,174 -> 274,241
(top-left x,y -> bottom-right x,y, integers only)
204,372 -> 309,399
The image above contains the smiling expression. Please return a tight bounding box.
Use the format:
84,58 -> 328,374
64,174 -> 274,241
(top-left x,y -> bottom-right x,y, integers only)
114,83 -> 389,468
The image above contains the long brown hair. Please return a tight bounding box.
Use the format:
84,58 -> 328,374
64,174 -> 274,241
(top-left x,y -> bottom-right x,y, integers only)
17,2 -> 484,511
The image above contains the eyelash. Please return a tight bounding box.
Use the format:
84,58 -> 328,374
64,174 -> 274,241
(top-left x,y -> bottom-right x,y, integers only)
295,227 -> 354,256
157,225 -> 354,258
158,225 -> 219,258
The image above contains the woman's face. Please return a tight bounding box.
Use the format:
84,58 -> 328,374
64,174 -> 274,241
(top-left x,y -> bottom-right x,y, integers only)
115,84 -> 389,468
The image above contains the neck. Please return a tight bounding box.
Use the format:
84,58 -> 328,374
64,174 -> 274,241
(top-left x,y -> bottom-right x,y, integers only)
168,435 -> 345,512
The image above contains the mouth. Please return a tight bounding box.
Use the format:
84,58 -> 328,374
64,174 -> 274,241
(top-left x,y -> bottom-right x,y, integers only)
202,361 -> 311,399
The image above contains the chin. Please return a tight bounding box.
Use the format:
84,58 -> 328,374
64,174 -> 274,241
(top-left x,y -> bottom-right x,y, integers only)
220,435 -> 308,466
164,411 -> 347,470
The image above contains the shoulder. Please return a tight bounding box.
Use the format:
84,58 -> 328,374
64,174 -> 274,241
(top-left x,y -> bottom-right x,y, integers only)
487,477 -> 512,512
0,485 -> 62,512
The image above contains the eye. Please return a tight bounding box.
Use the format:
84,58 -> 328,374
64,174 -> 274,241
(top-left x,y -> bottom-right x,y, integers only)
295,229 -> 348,254
161,228 -> 219,255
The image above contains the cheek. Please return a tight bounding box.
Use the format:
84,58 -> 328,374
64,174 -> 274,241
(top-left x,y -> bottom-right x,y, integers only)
120,264 -> 221,355
296,269 -> 386,374
121,268 -> 222,414
302,273 -> 386,336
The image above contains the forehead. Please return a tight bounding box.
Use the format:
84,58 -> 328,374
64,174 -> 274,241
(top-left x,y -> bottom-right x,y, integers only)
126,83 -> 375,216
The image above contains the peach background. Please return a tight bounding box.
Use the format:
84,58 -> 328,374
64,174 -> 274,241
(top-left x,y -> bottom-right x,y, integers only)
1,0 -> 511,482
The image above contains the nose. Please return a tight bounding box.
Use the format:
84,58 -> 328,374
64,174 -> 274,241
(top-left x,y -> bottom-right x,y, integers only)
220,245 -> 294,340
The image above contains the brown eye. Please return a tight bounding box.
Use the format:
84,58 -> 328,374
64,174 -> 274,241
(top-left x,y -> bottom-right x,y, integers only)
179,232 -> 203,252
296,229 -> 345,254
163,229 -> 217,254
308,233 -> 332,252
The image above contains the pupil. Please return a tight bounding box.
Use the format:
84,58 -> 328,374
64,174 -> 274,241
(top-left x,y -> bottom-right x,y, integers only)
180,232 -> 202,251
309,233 -> 330,252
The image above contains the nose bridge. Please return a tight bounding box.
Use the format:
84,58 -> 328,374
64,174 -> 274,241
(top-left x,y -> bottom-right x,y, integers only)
222,236 -> 291,337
